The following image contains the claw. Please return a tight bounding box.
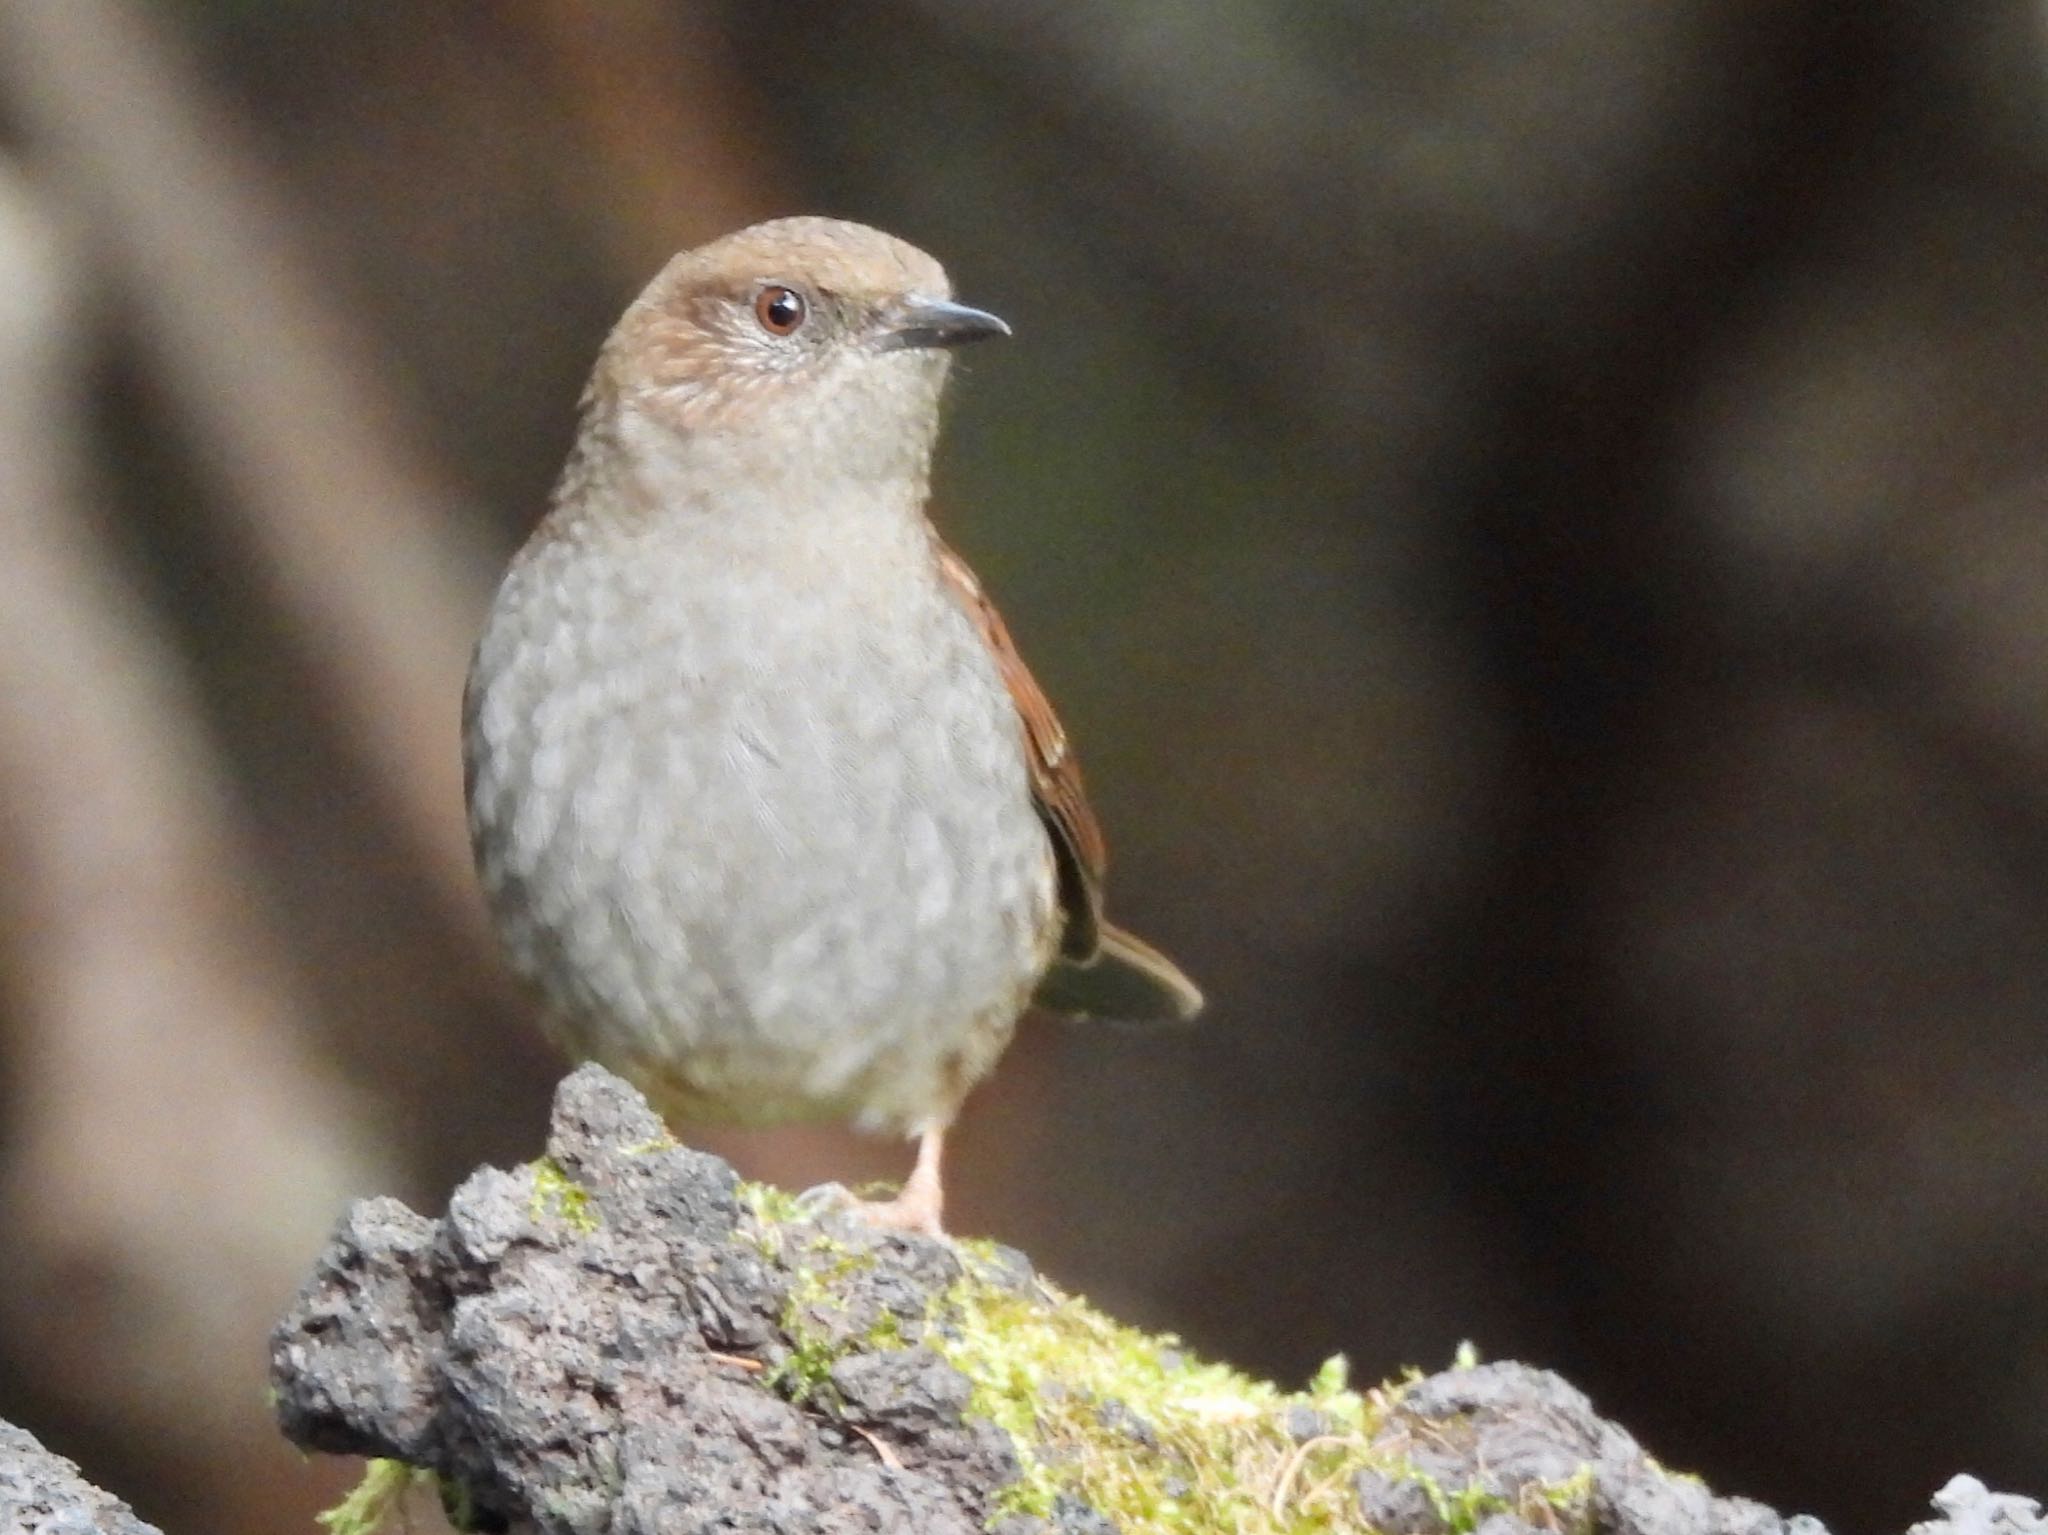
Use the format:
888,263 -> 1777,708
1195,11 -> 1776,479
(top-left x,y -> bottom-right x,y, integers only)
789,1129 -> 948,1239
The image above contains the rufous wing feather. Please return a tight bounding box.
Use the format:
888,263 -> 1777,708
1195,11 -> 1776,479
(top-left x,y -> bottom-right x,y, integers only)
932,536 -> 1202,1024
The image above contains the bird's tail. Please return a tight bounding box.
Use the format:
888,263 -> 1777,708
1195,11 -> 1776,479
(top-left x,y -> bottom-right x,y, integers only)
1031,921 -> 1204,1025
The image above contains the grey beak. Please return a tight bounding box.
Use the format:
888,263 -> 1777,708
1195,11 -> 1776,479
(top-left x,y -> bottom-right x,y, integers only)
880,297 -> 1012,351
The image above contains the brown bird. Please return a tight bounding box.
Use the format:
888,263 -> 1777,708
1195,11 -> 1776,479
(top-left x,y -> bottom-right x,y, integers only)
464,217 -> 1200,1236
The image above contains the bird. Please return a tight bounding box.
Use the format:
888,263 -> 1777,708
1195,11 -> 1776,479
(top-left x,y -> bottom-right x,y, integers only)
463,216 -> 1200,1237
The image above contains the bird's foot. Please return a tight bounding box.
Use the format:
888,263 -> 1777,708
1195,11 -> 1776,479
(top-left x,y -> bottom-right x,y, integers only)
792,1126 -> 950,1239
791,1180 -> 947,1240
846,1183 -> 946,1240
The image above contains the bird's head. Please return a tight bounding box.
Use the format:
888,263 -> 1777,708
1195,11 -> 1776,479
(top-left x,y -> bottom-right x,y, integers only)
593,217 -> 1008,496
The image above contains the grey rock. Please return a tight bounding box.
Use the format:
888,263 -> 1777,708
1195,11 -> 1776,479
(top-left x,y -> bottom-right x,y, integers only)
1354,1465 -> 1447,1534
1095,1398 -> 1160,1449
272,1065 -> 1013,1535
1911,1475 -> 2046,1535
271,1194 -> 443,1459
1283,1402 -> 1332,1444
831,1346 -> 971,1432
1051,1492 -> 1119,1535
0,1422 -> 162,1535
970,1240 -> 1039,1294
688,1243 -> 785,1354
545,1063 -> 741,1245
1361,1361 -> 1832,1535
272,1065 -> 2023,1535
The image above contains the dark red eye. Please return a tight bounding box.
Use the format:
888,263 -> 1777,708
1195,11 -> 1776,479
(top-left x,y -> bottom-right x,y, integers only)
754,285 -> 807,336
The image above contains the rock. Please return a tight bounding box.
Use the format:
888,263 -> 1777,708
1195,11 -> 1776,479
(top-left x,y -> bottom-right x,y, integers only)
271,1064 -> 1009,1534
0,1422 -> 162,1535
1358,1361 -> 1827,1535
268,1064 -> 2027,1535
1910,1475 -> 2046,1535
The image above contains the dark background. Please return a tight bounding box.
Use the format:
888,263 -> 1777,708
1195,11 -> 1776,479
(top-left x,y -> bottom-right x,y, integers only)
0,3 -> 2044,1531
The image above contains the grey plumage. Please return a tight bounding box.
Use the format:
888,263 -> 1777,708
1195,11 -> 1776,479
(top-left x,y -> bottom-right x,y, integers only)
464,218 -> 1197,1229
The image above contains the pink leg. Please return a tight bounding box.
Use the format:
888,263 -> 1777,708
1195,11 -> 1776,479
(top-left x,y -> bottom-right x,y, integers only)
855,1126 -> 947,1238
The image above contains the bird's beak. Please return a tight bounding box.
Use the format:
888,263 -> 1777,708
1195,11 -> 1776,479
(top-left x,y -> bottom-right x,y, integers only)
879,297 -> 1012,352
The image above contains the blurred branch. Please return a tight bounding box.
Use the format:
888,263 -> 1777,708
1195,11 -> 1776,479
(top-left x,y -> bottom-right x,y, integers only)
0,159 -> 386,1528
0,0 -> 497,942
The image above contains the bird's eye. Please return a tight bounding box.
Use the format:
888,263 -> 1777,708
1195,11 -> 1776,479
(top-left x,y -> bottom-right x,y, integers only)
754,285 -> 807,336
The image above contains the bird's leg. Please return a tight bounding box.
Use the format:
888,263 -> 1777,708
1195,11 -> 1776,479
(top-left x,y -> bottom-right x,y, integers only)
854,1126 -> 947,1238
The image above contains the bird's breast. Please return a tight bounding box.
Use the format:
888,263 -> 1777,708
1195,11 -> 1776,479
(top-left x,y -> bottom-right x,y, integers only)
463,520 -> 1058,1128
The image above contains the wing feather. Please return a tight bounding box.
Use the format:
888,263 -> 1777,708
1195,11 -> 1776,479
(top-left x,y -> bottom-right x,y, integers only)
932,537 -> 1103,960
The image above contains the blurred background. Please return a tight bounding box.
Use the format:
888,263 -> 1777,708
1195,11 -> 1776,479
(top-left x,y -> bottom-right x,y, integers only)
0,1 -> 2044,1530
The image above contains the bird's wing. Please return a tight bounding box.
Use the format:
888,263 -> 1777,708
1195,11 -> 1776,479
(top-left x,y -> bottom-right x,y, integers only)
932,536 -> 1104,960
932,534 -> 1204,1024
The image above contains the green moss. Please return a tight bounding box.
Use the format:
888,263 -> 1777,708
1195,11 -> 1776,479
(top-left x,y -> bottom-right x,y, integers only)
1401,1461 -> 1510,1533
315,1199 -> 1593,1535
927,1259 -> 1378,1531
1384,1459 -> 1596,1535
768,1249 -> 846,1405
745,1191 -> 895,1407
1642,1453 -> 1704,1487
767,1312 -> 847,1406
740,1180 -> 805,1225
528,1156 -> 599,1233
316,1458 -> 507,1534
724,1193 -> 1604,1533
620,1133 -> 681,1155
738,1180 -> 806,1258
316,1459 -> 434,1535
920,1261 -> 1601,1535
436,1475 -> 494,1533
1533,1464 -> 1597,1534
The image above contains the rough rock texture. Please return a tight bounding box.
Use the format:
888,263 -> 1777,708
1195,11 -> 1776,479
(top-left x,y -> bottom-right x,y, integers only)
0,1422 -> 163,1535
274,1063 -> 1019,1534
268,1066 -> 2037,1535
1355,1362 -> 1826,1535
1909,1477 -> 2046,1535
